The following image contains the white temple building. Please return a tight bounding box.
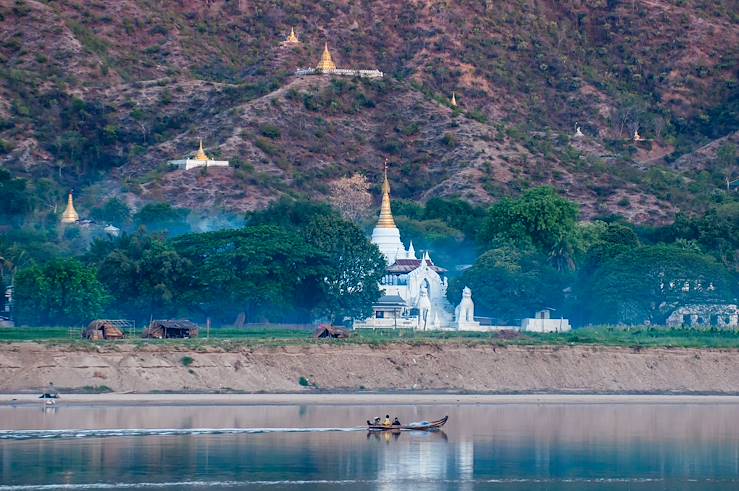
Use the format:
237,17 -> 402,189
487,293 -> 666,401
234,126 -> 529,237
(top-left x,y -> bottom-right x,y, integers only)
354,164 -> 480,331
168,140 -> 229,170
520,309 -> 571,333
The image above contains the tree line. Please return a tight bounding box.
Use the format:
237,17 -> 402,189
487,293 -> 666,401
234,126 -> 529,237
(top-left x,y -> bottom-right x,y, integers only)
2,187 -> 737,327
10,202 -> 385,326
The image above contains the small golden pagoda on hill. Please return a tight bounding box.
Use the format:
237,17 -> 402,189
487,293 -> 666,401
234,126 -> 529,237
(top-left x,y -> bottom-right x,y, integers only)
61,192 -> 79,224
316,43 -> 337,71
195,139 -> 209,161
285,27 -> 299,44
450,92 -> 457,107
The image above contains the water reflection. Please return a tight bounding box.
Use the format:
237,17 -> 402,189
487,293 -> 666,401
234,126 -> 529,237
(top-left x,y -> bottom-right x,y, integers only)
0,403 -> 737,490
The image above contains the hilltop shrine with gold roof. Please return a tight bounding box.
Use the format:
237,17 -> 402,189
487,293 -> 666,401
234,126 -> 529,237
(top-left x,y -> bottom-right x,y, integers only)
296,43 -> 383,79
168,139 -> 230,170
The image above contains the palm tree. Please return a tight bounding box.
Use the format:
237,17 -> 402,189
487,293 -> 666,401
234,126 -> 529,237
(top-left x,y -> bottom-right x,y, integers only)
548,236 -> 576,272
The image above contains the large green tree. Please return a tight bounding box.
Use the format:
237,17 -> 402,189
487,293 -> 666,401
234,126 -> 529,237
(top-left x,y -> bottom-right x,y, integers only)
173,226 -> 327,323
303,214 -> 386,322
659,200 -> 738,270
480,187 -> 579,270
14,259 -> 109,326
90,198 -> 131,226
95,233 -> 192,321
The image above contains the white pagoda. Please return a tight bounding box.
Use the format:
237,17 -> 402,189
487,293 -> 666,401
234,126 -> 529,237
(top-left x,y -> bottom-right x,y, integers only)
355,162 -> 479,331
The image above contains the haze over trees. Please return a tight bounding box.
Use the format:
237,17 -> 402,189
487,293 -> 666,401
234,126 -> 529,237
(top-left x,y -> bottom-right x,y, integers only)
4,186 -> 736,327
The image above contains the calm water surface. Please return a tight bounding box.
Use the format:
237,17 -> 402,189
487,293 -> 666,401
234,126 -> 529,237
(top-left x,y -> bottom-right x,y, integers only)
0,403 -> 737,490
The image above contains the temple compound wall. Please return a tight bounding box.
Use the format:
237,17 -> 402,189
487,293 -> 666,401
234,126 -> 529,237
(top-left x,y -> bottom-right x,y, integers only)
666,304 -> 738,328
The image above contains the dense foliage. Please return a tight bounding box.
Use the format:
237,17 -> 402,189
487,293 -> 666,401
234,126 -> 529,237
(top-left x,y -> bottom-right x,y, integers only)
448,189 -> 738,325
1,187 -> 737,327
5,200 -> 385,326
13,259 -> 109,326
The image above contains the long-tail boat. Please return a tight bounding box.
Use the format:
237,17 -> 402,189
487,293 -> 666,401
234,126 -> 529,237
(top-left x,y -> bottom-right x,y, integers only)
367,415 -> 448,431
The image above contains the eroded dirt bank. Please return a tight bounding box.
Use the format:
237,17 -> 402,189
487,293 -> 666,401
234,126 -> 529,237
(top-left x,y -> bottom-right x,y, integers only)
1,343 -> 737,394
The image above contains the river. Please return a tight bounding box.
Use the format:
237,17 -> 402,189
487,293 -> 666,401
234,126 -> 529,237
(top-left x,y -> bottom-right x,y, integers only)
0,401 -> 737,490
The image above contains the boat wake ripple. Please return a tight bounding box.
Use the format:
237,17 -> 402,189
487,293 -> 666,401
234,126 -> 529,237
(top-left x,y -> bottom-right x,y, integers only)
0,427 -> 364,441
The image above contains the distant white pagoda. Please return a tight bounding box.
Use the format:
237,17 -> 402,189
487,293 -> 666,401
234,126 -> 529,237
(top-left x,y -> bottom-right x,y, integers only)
168,139 -> 229,170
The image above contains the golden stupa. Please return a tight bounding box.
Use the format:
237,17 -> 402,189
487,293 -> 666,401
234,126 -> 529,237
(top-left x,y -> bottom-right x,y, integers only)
377,160 -> 396,229
316,43 -> 337,71
450,91 -> 457,107
285,27 -> 299,44
195,139 -> 209,161
61,192 -> 79,224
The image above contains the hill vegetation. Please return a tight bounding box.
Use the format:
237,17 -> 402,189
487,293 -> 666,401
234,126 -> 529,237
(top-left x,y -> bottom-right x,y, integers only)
0,1 -> 736,329
0,0 -> 736,223
2,190 -> 736,327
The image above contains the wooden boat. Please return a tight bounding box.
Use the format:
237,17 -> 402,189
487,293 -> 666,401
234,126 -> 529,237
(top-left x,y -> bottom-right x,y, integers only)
367,415 -> 448,431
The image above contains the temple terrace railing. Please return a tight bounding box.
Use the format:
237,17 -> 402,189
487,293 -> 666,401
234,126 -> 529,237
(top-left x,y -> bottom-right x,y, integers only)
353,318 -> 418,329
295,68 -> 384,79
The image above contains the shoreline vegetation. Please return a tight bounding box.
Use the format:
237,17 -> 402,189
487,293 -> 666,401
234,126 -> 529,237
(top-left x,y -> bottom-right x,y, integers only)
2,326 -> 739,349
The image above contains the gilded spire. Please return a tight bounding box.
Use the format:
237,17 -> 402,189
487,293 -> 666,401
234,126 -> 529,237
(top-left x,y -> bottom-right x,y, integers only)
450,91 -> 457,107
195,139 -> 209,161
316,42 -> 337,71
377,159 -> 396,228
286,27 -> 299,44
61,192 -> 79,224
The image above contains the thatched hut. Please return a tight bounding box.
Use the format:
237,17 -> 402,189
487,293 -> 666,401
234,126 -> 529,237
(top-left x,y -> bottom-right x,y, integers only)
143,320 -> 199,339
83,320 -> 128,340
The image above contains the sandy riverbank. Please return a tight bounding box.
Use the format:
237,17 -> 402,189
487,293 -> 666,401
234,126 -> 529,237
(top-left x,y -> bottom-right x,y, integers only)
1,342 -> 738,394
3,392 -> 739,406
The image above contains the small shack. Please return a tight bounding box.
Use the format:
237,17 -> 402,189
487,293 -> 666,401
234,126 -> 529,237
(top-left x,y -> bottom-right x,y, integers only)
143,319 -> 199,339
314,325 -> 350,339
83,320 -> 130,340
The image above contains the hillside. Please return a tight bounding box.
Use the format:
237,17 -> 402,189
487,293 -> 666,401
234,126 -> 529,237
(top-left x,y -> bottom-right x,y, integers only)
0,0 -> 737,223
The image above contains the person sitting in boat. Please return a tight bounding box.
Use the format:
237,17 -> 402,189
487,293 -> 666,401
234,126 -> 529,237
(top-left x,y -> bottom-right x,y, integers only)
392,417 -> 401,426
383,415 -> 391,426
367,416 -> 381,426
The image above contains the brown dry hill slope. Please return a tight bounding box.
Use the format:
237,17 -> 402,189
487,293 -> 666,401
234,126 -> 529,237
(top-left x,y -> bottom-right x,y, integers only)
0,0 -> 736,222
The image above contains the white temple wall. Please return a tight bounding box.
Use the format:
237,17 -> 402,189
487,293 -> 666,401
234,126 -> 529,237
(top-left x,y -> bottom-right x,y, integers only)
521,318 -> 571,333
